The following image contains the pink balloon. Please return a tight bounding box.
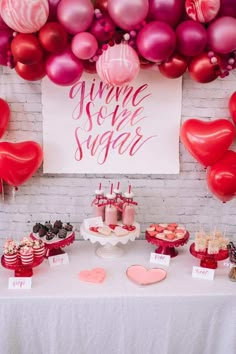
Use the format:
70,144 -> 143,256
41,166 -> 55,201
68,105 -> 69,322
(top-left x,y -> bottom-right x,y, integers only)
71,32 -> 98,60
137,21 -> 176,62
0,29 -> 13,54
57,0 -> 94,34
207,16 -> 236,54
46,47 -> 84,86
107,0 -> 149,31
90,15 -> 116,42
185,0 -> 220,23
148,0 -> 185,27
0,0 -> 49,33
176,20 -> 207,57
96,44 -> 140,86
218,0 -> 236,18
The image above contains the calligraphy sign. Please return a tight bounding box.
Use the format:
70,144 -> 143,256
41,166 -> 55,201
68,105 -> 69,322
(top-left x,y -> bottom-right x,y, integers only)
42,70 -> 182,174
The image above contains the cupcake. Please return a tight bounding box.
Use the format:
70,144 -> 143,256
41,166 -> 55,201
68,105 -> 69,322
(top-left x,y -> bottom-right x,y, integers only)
32,239 -> 45,258
19,245 -> 33,266
3,240 -> 17,265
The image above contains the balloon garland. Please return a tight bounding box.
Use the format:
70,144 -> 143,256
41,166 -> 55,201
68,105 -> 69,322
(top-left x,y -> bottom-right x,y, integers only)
0,0 -> 235,86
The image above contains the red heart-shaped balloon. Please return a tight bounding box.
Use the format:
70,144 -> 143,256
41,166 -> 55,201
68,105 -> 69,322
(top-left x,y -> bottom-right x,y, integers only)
0,141 -> 43,187
0,98 -> 10,138
207,150 -> 236,202
180,119 -> 235,167
229,91 -> 236,125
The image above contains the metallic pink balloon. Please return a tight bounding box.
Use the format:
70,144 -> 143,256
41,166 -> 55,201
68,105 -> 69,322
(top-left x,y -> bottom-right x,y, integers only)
96,44 -> 140,86
46,47 -> 84,86
0,0 -> 49,33
71,32 -> 98,60
107,0 -> 149,31
176,20 -> 207,57
90,15 -> 116,42
57,0 -> 94,34
207,16 -> 236,54
0,29 -> 13,54
218,0 -> 236,18
148,0 -> 185,27
185,0 -> 220,23
137,21 -> 176,62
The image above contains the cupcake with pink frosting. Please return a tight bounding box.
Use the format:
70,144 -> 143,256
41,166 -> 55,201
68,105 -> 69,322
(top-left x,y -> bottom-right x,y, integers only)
19,245 -> 33,266
3,240 -> 18,265
32,239 -> 45,259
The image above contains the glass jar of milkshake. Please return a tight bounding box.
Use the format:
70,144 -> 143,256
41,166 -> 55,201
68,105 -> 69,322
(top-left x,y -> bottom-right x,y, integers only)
105,192 -> 118,225
122,191 -> 137,226
92,189 -> 106,221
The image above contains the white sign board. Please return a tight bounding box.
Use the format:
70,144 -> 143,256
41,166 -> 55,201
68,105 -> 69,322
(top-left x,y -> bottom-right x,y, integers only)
42,70 -> 182,174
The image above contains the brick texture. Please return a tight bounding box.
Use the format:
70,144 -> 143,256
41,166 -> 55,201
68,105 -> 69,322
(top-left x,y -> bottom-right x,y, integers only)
0,66 -> 236,243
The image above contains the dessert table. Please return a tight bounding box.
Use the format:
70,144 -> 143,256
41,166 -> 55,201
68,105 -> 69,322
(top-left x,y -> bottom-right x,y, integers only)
0,240 -> 235,354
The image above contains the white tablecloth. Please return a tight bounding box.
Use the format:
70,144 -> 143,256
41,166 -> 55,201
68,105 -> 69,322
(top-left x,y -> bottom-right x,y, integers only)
0,240 -> 235,354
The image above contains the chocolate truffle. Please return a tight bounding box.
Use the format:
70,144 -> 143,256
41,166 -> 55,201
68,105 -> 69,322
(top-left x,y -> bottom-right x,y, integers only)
58,228 -> 67,239
54,220 -> 63,229
64,223 -> 73,232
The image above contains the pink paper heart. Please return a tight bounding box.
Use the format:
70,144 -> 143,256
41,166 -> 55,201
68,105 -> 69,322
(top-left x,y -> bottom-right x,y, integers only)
126,265 -> 167,285
79,267 -> 106,283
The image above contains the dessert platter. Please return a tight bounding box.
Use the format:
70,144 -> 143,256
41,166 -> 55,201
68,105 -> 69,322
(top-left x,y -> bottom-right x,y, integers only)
145,223 -> 189,257
80,222 -> 140,258
30,220 -> 75,257
190,230 -> 229,269
1,237 -> 45,277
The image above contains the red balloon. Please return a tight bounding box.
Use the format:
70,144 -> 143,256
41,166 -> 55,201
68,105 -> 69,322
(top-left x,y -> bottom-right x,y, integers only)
180,118 -> 235,167
159,52 -> 188,78
207,150 -> 236,202
11,34 -> 43,65
15,60 -> 46,81
229,91 -> 236,125
0,141 -> 43,187
0,98 -> 10,138
93,0 -> 108,12
148,0 -> 185,27
39,22 -> 68,53
188,52 -> 220,83
82,59 -> 97,74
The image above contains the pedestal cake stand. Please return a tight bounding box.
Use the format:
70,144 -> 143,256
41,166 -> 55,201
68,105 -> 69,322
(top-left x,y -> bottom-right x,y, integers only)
190,243 -> 229,269
80,222 -> 140,259
146,231 -> 190,257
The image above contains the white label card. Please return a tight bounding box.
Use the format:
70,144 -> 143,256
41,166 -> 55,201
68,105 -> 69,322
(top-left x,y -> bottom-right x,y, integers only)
192,266 -> 215,281
48,253 -> 69,267
83,217 -> 104,230
150,252 -> 170,266
8,277 -> 32,289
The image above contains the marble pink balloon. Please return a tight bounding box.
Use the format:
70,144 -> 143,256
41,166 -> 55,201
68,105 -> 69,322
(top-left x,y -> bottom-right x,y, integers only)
96,44 -> 140,86
185,0 -> 220,23
0,0 -> 49,33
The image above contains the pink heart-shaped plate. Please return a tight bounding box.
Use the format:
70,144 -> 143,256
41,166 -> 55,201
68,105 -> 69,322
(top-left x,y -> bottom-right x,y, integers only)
126,265 -> 167,285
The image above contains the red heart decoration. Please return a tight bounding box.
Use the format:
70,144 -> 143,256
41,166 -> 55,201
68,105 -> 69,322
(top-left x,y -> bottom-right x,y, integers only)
229,91 -> 236,125
0,141 -> 43,187
207,150 -> 236,202
0,98 -> 10,138
180,119 -> 235,167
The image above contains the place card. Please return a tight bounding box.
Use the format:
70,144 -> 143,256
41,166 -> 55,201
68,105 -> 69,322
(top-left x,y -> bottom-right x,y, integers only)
8,277 -> 32,290
192,266 -> 215,280
83,217 -> 103,230
150,252 -> 170,266
223,261 -> 234,268
48,253 -> 69,267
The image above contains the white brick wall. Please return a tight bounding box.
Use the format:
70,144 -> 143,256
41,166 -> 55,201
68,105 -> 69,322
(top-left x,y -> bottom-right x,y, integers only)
0,66 -> 236,243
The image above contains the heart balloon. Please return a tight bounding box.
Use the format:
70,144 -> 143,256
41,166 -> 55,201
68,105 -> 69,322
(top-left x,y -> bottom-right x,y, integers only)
0,141 -> 43,187
229,91 -> 236,125
207,150 -> 236,202
0,98 -> 10,138
180,119 -> 235,167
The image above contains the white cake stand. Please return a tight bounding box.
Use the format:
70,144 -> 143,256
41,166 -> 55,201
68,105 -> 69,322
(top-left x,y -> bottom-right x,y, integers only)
80,222 -> 140,259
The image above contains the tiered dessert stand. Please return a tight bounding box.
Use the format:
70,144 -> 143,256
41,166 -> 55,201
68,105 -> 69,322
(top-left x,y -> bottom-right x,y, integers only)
80,222 -> 140,259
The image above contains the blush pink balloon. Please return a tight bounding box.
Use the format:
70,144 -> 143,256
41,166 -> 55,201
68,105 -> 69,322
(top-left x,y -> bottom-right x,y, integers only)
148,0 -> 185,27
96,43 -> 140,86
71,32 -> 98,60
107,0 -> 149,31
185,0 -> 220,23
57,0 -> 94,34
0,0 -> 49,33
46,47 -> 84,86
176,20 -> 207,57
137,21 -> 176,62
207,16 -> 236,54
218,0 -> 236,18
